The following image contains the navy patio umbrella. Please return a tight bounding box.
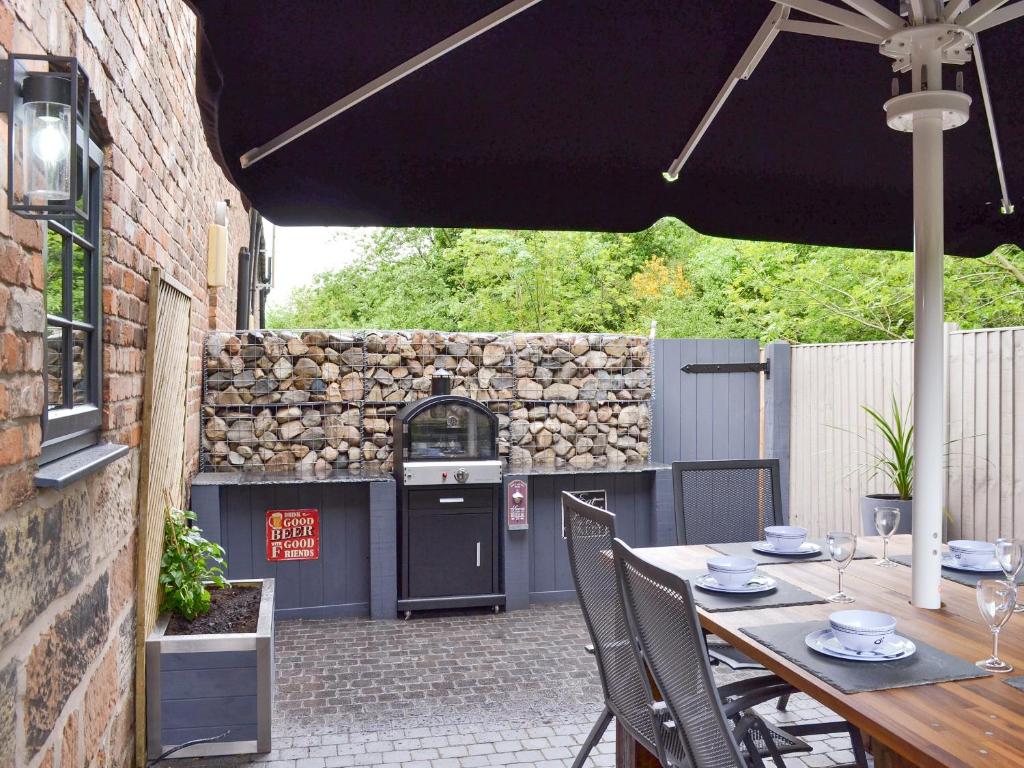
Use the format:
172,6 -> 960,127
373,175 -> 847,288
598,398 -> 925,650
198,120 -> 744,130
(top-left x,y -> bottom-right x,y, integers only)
188,0 -> 1024,606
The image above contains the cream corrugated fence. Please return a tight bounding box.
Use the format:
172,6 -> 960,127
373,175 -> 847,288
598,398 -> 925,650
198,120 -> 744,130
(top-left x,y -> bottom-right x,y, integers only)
788,326 -> 1024,540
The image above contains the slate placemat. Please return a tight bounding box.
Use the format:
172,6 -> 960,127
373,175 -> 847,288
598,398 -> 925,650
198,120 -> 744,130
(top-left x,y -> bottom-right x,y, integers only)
709,539 -> 874,565
1003,675 -> 1024,693
740,620 -> 990,694
891,554 -> 1022,588
675,569 -> 827,613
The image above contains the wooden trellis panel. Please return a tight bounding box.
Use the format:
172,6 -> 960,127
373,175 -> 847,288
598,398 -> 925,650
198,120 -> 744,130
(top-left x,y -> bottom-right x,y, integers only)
134,267 -> 193,765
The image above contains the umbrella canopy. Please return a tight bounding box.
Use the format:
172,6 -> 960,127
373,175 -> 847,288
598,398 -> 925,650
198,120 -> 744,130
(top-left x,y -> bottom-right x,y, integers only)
190,0 -> 1024,610
190,0 -> 1022,257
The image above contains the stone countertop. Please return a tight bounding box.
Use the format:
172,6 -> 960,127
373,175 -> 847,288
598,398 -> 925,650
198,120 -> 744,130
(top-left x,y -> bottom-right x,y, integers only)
192,461 -> 670,486
504,461 -> 670,477
192,467 -> 395,486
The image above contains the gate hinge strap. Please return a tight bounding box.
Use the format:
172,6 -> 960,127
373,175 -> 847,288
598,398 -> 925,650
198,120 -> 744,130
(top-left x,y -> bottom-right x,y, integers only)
681,361 -> 770,378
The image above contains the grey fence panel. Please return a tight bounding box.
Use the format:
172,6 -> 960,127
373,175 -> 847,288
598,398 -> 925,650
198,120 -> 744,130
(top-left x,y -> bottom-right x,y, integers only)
525,471 -> 657,602
652,338 -> 763,464
212,483 -> 371,618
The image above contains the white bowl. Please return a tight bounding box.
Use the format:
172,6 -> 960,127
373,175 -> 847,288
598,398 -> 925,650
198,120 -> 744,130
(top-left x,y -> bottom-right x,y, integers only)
706,556 -> 757,588
829,610 -> 897,653
949,540 -> 995,567
764,525 -> 808,552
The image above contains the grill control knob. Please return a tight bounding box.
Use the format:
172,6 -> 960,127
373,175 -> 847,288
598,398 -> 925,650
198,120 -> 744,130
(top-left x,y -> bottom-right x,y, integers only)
455,467 -> 469,484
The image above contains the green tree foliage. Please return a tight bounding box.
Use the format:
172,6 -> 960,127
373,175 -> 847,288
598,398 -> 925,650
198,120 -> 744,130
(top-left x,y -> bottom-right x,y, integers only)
268,220 -> 1024,342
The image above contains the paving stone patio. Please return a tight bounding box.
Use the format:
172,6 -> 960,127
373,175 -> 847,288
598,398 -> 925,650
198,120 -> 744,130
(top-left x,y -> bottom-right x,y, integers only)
177,603 -> 864,768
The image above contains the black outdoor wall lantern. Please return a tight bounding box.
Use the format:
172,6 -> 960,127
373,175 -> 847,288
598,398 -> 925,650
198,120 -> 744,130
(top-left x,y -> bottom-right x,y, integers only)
0,53 -> 90,221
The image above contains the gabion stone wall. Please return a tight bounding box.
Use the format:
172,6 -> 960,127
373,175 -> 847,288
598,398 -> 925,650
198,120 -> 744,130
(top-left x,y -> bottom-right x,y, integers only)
203,329 -> 651,472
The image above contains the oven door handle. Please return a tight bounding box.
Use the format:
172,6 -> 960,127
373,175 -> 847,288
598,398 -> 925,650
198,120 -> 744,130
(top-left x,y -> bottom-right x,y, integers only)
439,497 -> 464,504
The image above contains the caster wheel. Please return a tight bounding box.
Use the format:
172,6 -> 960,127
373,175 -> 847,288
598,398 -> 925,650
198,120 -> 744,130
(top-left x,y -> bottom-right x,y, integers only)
404,611 -> 412,620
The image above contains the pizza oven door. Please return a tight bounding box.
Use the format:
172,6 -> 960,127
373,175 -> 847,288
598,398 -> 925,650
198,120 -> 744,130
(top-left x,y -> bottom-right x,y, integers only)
399,487 -> 502,609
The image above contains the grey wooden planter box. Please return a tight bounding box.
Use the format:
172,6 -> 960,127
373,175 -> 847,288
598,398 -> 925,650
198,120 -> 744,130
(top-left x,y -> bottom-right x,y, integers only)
146,579 -> 274,759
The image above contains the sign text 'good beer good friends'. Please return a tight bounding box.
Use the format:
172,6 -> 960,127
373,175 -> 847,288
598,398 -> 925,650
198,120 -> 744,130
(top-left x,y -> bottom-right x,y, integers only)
266,508 -> 320,561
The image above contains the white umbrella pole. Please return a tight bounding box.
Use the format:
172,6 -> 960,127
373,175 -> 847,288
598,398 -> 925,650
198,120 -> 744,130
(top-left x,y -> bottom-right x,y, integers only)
885,39 -> 972,609
910,48 -> 945,609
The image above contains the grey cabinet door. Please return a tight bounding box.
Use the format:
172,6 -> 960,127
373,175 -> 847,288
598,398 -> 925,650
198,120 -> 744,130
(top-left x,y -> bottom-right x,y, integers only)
407,508 -> 493,598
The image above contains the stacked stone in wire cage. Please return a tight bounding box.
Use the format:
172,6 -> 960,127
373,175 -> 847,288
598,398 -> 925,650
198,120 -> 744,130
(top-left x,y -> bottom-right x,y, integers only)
203,330 -> 365,472
201,329 -> 652,473
502,334 -> 651,469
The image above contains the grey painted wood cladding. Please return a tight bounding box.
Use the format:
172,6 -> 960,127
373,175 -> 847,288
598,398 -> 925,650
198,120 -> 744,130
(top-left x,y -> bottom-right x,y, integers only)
652,338 -> 761,464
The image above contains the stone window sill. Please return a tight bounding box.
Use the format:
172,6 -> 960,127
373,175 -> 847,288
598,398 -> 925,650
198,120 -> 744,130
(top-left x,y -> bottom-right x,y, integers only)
35,443 -> 130,490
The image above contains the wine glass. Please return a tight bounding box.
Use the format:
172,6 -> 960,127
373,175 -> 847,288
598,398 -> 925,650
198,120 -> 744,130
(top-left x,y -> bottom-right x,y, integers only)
976,579 -> 1016,672
826,531 -> 857,603
995,538 -> 1024,613
873,506 -> 900,567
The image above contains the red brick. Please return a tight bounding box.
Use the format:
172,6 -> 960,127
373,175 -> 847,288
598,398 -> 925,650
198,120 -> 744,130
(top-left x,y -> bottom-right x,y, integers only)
0,427 -> 23,466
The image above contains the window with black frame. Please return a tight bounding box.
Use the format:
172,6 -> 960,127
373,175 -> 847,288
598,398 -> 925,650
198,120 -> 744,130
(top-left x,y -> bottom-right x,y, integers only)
42,139 -> 103,464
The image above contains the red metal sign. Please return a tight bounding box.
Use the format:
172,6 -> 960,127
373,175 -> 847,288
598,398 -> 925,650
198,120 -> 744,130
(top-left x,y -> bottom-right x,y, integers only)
266,508 -> 320,561
507,479 -> 528,530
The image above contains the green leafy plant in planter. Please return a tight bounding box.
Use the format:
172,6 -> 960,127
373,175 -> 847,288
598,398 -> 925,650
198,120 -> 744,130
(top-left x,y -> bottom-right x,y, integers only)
863,394 -> 914,500
160,507 -> 229,620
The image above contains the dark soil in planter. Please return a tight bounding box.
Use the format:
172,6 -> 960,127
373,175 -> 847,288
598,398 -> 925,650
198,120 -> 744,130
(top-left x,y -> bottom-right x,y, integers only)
166,584 -> 262,635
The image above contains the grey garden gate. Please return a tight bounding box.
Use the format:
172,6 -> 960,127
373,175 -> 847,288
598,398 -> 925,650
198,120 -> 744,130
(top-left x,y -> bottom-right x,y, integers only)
651,338 -> 763,463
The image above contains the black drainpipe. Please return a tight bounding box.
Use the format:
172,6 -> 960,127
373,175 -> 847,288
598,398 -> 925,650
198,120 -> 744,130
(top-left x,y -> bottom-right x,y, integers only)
235,246 -> 252,330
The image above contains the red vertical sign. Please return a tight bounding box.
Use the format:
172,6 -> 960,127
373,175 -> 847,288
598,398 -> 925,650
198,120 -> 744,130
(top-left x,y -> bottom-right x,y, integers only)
266,508 -> 320,561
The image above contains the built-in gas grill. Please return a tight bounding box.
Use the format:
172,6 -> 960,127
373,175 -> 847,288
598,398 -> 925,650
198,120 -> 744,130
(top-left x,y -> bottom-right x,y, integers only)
393,372 -> 504,616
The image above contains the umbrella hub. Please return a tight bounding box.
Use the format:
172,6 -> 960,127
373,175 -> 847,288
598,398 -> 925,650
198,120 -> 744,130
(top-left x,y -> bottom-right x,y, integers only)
880,23 -> 975,72
880,24 -> 974,134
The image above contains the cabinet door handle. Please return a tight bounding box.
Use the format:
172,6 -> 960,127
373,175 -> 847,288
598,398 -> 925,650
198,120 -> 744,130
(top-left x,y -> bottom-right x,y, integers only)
476,541 -> 481,567
439,497 -> 464,504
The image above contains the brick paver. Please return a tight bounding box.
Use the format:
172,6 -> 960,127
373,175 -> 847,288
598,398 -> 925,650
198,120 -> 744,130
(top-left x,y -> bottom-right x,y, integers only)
177,603 -> 863,768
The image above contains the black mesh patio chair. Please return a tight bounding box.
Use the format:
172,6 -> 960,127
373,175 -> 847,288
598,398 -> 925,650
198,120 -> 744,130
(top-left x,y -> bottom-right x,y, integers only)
562,492 -> 800,768
612,537 -> 868,768
562,491 -> 681,768
672,459 -> 786,675
672,459 -> 783,546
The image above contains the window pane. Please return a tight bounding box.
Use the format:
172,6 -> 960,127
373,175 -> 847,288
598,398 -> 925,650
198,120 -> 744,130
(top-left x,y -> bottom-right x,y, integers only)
46,230 -> 65,317
47,326 -> 64,409
72,329 -> 89,405
71,243 -> 87,321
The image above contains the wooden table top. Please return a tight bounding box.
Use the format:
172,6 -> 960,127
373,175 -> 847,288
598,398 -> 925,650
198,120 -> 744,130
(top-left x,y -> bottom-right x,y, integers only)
633,536 -> 1024,768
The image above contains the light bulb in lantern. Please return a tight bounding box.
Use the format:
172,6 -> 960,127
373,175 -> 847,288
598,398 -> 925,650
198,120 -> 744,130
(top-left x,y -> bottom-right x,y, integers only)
30,115 -> 69,165
19,74 -> 73,201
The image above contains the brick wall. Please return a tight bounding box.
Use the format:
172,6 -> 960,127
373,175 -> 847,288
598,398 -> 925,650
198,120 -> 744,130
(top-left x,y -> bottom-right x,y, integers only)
0,2 -> 248,768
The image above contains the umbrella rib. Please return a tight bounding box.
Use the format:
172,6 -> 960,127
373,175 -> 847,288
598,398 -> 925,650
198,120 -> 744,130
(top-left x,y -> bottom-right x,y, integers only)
779,19 -> 883,44
663,5 -> 789,181
957,0 -> 1014,27
966,0 -> 1024,30
774,0 -> 894,39
972,39 -> 1014,213
945,0 -> 972,20
238,0 -> 544,169
837,0 -> 907,29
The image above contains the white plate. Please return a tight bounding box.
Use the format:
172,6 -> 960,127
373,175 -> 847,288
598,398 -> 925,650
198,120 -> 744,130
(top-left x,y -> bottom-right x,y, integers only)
694,573 -> 777,594
750,541 -> 822,557
805,629 -> 916,662
941,553 -> 1003,573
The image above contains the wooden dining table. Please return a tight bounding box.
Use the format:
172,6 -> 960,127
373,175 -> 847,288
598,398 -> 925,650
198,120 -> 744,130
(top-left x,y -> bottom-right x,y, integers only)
616,535 -> 1024,768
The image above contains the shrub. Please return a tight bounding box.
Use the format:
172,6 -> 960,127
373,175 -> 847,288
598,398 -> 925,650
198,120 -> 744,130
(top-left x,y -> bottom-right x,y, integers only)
159,507 -> 229,620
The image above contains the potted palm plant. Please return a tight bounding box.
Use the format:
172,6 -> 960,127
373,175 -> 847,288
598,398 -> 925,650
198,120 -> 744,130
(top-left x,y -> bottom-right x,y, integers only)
146,506 -> 274,759
858,395 -> 914,537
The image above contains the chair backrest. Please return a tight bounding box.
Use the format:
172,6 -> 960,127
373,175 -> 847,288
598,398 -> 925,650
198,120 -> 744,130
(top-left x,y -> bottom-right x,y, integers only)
561,491 -> 657,751
612,538 -> 746,768
672,459 -> 783,545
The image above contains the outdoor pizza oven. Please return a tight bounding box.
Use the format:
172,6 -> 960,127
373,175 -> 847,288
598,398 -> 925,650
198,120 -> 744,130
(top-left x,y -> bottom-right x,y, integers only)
392,371 -> 504,616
